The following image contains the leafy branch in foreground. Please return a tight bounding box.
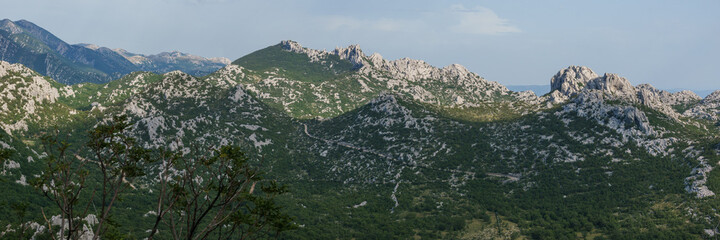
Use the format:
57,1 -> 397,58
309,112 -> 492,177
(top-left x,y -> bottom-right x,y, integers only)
147,146 -> 295,240
85,115 -> 151,240
32,128 -> 93,240
32,115 -> 150,239
31,115 -> 294,239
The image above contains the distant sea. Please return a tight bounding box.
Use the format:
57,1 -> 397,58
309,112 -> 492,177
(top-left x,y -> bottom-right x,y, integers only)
506,85 -> 551,96
507,85 -> 715,98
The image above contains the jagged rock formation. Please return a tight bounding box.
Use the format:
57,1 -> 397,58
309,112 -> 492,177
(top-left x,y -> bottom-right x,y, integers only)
547,66 -> 705,119
637,84 -> 700,106
686,156 -> 715,198
543,65 -> 720,202
549,68 -> 650,135
561,90 -> 655,137
684,90 -> 720,121
549,66 -> 599,102
549,68 -> 639,103
235,40 -> 530,119
586,73 -> 637,100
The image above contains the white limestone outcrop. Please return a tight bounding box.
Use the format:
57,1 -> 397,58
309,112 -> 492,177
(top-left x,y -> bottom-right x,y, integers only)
684,90 -> 720,121
549,66 -> 599,101
278,40 -> 517,110
0,61 -> 61,134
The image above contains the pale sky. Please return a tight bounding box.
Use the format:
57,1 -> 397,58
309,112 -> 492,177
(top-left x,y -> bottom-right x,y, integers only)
2,0 -> 719,90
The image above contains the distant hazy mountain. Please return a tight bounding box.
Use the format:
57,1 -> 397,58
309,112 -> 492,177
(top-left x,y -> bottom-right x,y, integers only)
506,84 -> 551,96
110,47 -> 230,76
0,19 -> 229,84
664,88 -> 715,98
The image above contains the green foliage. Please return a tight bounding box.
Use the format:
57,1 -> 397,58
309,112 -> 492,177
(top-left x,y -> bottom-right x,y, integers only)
58,72 -> 163,110
2,115 -> 295,240
146,145 -> 294,239
32,127 -> 92,239
0,148 -> 11,162
232,44 -> 356,83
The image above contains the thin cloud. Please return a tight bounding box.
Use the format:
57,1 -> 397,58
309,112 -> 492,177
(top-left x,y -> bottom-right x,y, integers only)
449,4 -> 521,35
322,16 -> 419,32
321,4 -> 520,36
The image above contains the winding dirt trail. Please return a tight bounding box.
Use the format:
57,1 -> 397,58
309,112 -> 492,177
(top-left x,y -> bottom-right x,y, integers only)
302,123 -> 519,182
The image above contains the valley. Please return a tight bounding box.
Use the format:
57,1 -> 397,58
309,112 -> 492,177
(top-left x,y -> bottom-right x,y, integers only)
1,38 -> 720,239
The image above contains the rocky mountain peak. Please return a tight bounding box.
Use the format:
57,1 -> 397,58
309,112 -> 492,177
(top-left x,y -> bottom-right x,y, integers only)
550,66 -> 599,97
113,48 -> 151,64
279,40 -> 331,63
333,44 -> 364,68
367,53 -> 384,66
704,90 -> 720,102
277,40 -> 483,87
280,40 -> 366,68
76,43 -> 101,50
442,64 -> 471,77
280,40 -> 304,52
0,19 -> 23,35
636,84 -> 701,106
674,90 -> 702,103
549,67 -> 696,129
587,73 -> 636,100
683,90 -> 720,121
549,68 -> 643,104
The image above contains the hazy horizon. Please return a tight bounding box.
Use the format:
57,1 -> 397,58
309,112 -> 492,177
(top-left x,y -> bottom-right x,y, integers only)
2,0 -> 719,91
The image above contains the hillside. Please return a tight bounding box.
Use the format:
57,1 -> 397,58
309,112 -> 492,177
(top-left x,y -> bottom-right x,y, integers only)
1,40 -> 720,239
231,40 -> 538,120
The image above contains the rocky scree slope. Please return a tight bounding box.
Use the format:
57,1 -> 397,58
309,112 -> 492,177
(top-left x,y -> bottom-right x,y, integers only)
547,66 -> 719,198
684,90 -> 720,121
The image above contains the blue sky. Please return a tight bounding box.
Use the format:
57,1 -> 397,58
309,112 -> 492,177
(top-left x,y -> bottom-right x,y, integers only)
3,0 -> 719,90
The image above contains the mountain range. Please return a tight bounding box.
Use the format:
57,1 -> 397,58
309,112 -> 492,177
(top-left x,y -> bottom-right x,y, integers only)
0,19 -> 229,85
505,85 -> 717,99
1,33 -> 720,238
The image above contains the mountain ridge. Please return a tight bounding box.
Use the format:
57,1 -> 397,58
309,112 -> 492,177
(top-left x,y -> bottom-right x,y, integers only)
2,39 -> 720,238
0,19 -> 229,84
232,40 -> 533,120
